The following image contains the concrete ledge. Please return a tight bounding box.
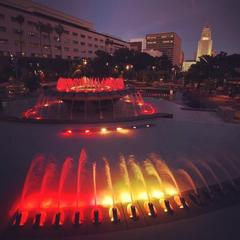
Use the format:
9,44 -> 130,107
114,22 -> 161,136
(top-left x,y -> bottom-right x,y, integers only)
0,112 -> 173,125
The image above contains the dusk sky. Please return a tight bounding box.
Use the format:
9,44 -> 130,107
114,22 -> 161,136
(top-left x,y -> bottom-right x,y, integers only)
36,0 -> 240,59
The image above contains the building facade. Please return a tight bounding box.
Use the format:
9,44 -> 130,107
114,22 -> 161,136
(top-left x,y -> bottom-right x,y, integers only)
196,26 -> 213,61
146,32 -> 182,66
129,38 -> 146,52
0,0 -> 129,59
182,60 -> 196,72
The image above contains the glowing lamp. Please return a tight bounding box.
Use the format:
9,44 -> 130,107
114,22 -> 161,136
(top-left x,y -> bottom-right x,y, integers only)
67,129 -> 72,134
101,128 -> 107,133
85,129 -> 90,134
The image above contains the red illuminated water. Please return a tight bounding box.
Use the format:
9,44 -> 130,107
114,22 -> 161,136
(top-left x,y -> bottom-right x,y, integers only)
9,150 -> 237,227
57,77 -> 125,92
76,149 -> 87,209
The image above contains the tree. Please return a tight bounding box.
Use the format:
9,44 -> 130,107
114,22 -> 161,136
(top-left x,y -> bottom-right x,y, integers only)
185,52 -> 240,94
15,15 -> 25,55
55,24 -> 64,58
45,23 -> 53,58
105,38 -> 114,52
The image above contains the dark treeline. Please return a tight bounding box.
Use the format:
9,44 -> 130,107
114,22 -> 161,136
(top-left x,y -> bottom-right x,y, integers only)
185,52 -> 240,95
70,49 -> 175,82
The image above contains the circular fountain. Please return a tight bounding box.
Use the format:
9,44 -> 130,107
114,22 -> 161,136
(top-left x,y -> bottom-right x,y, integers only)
18,77 -> 163,123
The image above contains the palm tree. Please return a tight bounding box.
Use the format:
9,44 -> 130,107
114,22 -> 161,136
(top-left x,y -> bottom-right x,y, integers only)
45,23 -> 53,58
35,21 -> 44,57
105,38 -> 114,53
15,15 -> 25,55
55,24 -> 64,58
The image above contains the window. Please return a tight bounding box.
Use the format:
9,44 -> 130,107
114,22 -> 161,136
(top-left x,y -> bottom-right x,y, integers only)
55,46 -> 61,51
88,50 -> 92,54
43,45 -> 50,49
100,39 -> 104,42
64,30 -> 69,34
28,20 -> 37,26
94,38 -> 98,41
64,47 -> 70,51
80,34 -> 86,38
29,42 -> 39,47
14,40 -> 25,46
28,32 -> 37,37
88,36 -> 92,39
94,44 -> 98,48
13,28 -> 22,34
73,48 -> 79,52
81,42 -> 86,46
88,43 -> 92,47
11,17 -> 17,22
72,32 -> 78,36
54,36 -> 60,42
0,14 -> 5,20
73,40 -> 79,44
0,26 -> 6,32
42,34 -> 48,39
0,39 -> 8,44
162,40 -> 171,43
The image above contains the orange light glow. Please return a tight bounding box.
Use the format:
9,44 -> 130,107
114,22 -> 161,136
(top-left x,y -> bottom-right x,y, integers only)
100,128 -> 109,135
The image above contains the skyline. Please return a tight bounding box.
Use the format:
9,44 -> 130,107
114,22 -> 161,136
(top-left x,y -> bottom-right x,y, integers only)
35,0 -> 240,60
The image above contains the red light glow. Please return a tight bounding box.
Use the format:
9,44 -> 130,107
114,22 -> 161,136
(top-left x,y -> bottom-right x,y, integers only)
56,77 -> 125,93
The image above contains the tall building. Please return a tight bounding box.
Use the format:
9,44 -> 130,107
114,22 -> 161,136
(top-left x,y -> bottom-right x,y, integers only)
146,32 -> 182,66
196,26 -> 213,61
0,0 -> 129,59
129,38 -> 146,52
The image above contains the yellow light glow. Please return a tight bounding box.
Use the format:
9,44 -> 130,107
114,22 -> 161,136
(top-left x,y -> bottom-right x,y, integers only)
151,190 -> 164,199
100,128 -> 109,135
165,187 -> 178,196
138,192 -> 148,200
120,192 -> 132,203
116,128 -> 130,134
101,196 -> 113,206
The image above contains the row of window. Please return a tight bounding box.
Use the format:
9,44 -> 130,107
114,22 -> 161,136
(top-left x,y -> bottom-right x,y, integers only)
0,14 -> 108,42
0,37 -> 105,49
1,27 -> 107,45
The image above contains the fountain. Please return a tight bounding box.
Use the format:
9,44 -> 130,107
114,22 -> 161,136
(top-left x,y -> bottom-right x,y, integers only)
6,149 -> 240,238
19,77 -> 163,123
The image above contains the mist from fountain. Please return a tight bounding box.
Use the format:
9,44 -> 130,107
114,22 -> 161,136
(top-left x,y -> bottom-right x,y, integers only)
58,157 -> 74,209
177,169 -> 198,195
186,161 -> 211,193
